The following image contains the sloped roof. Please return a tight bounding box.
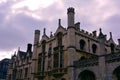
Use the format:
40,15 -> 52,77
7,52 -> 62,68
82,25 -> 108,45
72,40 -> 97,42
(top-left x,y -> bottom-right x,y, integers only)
18,51 -> 26,60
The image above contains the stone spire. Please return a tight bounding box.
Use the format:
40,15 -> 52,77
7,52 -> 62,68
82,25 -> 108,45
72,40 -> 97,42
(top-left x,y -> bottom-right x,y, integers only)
43,28 -> 46,35
50,32 -> 53,37
98,28 -> 104,39
109,32 -> 113,40
13,51 -> 16,57
58,19 -> 61,27
42,28 -> 49,39
110,32 -> 112,38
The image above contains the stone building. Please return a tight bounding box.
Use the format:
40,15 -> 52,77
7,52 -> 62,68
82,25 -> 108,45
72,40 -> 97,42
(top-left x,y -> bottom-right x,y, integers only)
7,44 -> 33,80
0,58 -> 10,80
8,7 -> 120,80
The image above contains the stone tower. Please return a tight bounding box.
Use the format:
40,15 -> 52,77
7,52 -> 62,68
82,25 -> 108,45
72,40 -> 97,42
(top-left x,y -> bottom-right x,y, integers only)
67,7 -> 76,80
32,30 -> 40,77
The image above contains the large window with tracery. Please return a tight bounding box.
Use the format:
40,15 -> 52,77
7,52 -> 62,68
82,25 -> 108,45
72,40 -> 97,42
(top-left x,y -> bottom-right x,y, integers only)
48,44 -> 52,69
38,54 -> 42,71
110,43 -> 114,53
38,40 -> 46,72
92,44 -> 97,53
42,40 -> 46,72
80,40 -> 86,50
53,32 -> 63,68
57,32 -> 62,46
53,48 -> 59,68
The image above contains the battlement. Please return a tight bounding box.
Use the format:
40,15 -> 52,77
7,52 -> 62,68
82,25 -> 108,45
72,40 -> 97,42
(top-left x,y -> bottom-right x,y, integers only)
67,7 -> 75,13
80,29 -> 94,37
35,30 -> 40,34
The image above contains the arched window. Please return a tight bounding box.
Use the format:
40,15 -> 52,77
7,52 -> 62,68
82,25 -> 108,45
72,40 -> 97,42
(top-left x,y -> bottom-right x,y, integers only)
113,66 -> 120,80
110,43 -> 115,53
57,32 -> 62,46
53,32 -> 63,68
41,40 -> 46,72
38,54 -> 42,71
48,44 -> 52,57
48,44 -> 52,69
80,40 -> 86,50
58,32 -> 63,68
42,40 -> 46,52
79,56 -> 86,61
92,44 -> 97,53
78,70 -> 96,80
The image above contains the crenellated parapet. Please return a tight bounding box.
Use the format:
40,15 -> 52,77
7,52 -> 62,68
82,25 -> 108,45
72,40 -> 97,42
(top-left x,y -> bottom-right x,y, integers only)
67,7 -> 75,14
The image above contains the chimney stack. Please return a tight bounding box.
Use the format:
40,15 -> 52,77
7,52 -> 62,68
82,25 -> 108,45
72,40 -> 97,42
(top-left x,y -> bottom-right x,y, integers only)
27,43 -> 32,52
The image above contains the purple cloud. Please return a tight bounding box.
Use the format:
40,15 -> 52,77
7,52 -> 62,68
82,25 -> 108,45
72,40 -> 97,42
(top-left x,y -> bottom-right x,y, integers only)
0,0 -> 120,60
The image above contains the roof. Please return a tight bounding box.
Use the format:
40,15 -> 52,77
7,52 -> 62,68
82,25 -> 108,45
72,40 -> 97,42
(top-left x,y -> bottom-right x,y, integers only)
18,51 -> 26,60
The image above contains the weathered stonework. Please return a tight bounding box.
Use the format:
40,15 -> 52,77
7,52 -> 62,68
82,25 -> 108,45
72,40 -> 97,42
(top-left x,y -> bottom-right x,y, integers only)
7,7 -> 120,80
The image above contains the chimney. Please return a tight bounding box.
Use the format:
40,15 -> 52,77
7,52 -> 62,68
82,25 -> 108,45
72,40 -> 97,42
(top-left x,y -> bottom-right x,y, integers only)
118,39 -> 120,45
27,43 -> 32,52
92,31 -> 97,37
67,7 -> 75,28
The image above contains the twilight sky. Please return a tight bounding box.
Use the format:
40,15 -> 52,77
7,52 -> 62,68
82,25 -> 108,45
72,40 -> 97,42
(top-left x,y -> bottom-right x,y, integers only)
0,0 -> 120,60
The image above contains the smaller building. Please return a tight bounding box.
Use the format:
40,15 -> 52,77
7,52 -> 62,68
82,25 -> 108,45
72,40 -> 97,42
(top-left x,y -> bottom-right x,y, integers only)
0,58 -> 10,80
7,44 -> 33,80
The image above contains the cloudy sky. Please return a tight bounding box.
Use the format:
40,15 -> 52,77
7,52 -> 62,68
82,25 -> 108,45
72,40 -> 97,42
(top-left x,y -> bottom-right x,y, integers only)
0,0 -> 120,60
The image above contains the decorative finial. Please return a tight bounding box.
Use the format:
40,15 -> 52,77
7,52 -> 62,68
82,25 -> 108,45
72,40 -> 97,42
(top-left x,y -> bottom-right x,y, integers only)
100,28 -> 102,33
110,32 -> 112,39
58,19 -> 61,26
18,47 -> 20,51
44,28 -> 46,35
98,28 -> 104,39
50,32 -> 53,37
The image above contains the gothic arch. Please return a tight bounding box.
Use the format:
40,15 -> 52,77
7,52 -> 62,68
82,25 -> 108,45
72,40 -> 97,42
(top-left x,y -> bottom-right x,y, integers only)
112,66 -> 120,80
57,32 -> 63,46
92,44 -> 97,53
110,43 -> 115,53
54,32 -> 63,68
42,40 -> 46,52
79,56 -> 86,61
79,39 -> 86,50
78,70 -> 96,80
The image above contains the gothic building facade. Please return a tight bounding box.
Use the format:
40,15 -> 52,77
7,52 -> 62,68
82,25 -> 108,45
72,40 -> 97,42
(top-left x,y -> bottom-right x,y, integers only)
8,7 -> 120,80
